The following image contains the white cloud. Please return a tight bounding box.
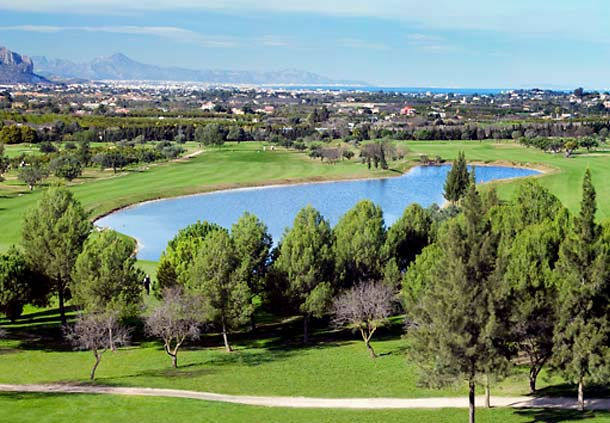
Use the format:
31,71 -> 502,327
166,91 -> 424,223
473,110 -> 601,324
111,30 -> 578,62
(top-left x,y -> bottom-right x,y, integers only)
0,25 -> 238,47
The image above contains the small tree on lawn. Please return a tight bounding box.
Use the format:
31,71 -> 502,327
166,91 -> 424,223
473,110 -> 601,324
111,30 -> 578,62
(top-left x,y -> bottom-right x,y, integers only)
18,164 -> 48,190
66,311 -> 129,380
145,287 -> 206,368
552,169 -> 609,411
332,281 -> 394,358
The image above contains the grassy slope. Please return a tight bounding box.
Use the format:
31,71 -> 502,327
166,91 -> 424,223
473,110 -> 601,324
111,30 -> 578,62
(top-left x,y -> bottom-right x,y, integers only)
4,393 -> 609,423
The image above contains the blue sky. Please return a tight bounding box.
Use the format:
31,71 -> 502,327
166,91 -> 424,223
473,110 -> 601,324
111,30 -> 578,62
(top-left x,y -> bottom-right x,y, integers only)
0,0 -> 609,88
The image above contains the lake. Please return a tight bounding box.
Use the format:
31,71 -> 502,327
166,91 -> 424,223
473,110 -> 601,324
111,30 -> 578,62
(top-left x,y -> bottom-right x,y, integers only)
96,165 -> 540,261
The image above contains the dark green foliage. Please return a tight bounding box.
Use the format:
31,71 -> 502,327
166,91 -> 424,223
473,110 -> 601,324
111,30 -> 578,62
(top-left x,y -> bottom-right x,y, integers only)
552,169 -> 609,409
71,230 -> 144,315
501,223 -> 560,392
93,150 -> 129,173
0,247 -> 47,321
195,123 -> 228,147
333,200 -> 385,287
156,221 -> 224,291
408,183 -> 505,422
39,142 -> 57,153
231,212 -> 272,299
49,155 -> 82,181
187,230 -> 252,352
443,151 -> 470,203
401,243 -> 443,306
274,206 -> 334,342
383,204 -> 431,273
21,187 -> 92,325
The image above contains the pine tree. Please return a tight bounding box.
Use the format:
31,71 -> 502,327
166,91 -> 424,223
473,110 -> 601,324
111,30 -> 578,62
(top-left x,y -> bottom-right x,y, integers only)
553,169 -> 609,410
187,230 -> 252,352
274,206 -> 334,343
333,200 -> 385,287
22,187 -> 92,325
443,151 -> 470,203
409,183 -> 506,423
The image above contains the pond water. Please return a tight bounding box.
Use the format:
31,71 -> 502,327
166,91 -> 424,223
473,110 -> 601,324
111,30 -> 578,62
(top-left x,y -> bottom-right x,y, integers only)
96,165 -> 540,261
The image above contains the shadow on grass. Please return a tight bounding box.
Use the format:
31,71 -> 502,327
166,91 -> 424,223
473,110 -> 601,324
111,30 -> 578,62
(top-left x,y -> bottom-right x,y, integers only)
532,383 -> 610,399
515,409 -> 601,423
0,391 -> 79,401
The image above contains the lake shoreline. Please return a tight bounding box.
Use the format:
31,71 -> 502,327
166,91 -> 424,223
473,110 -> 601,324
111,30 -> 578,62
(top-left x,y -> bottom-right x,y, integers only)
95,161 -> 547,261
94,159 -> 550,227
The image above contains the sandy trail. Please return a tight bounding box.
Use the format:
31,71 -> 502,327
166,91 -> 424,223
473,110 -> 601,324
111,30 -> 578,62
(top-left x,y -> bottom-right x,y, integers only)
1,384 -> 608,410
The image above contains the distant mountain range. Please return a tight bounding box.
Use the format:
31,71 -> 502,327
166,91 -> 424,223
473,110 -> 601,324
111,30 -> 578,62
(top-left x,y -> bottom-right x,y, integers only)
0,46 -> 49,84
32,52 -> 364,85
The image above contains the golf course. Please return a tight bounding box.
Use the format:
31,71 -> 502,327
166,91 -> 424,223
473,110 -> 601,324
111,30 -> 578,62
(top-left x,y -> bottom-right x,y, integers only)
1,140 -> 609,422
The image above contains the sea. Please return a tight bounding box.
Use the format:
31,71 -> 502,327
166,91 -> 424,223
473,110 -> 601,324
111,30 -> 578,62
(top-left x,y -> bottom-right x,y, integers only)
261,86 -> 510,95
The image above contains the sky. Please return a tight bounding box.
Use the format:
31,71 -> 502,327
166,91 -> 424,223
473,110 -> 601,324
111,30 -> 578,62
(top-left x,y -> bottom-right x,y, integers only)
0,0 -> 609,88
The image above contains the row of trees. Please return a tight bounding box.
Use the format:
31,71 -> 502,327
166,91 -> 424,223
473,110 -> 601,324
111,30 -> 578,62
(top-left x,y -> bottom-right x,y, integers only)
519,136 -> 600,156
3,141 -> 186,190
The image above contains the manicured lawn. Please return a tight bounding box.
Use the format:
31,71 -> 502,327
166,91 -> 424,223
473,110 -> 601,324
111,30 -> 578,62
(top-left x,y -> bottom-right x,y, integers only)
3,393 -> 609,423
0,304 -> 572,400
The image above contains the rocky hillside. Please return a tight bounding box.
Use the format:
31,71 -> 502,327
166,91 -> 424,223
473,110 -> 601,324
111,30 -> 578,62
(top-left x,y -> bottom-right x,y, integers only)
0,46 -> 49,84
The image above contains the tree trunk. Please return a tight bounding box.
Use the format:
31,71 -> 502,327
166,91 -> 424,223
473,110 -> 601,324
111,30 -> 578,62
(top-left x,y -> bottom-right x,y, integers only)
578,378 -> 584,411
469,379 -> 476,423
250,314 -> 256,332
90,351 -> 101,380
58,287 -> 67,327
221,318 -> 232,352
485,374 -> 491,408
303,314 -> 309,345
366,341 -> 377,359
172,354 -> 178,368
529,366 -> 539,393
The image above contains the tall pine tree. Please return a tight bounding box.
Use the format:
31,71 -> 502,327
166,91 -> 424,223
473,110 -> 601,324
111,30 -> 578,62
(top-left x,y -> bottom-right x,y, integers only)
553,169 -> 609,410
409,182 -> 506,423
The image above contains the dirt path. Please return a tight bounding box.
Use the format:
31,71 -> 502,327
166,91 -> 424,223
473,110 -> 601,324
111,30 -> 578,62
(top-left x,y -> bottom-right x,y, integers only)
1,384 -> 608,410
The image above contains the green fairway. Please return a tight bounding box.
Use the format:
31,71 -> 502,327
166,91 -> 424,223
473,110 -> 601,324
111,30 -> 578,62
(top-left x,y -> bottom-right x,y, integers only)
2,393 -> 609,423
